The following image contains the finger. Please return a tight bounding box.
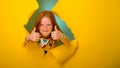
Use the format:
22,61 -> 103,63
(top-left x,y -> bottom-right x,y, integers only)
34,34 -> 40,40
31,27 -> 36,33
35,37 -> 40,41
54,25 -> 59,31
34,35 -> 40,38
51,32 -> 56,38
33,37 -> 39,41
51,31 -> 57,35
51,35 -> 56,38
53,37 -> 57,40
51,31 -> 55,34
34,32 -> 41,38
34,33 -> 40,36
51,33 -> 58,40
33,39 -> 39,41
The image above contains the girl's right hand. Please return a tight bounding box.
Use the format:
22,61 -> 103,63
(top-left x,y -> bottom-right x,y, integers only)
26,27 -> 41,41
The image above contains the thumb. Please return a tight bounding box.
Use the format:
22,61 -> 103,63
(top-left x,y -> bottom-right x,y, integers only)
54,25 -> 58,31
31,27 -> 36,33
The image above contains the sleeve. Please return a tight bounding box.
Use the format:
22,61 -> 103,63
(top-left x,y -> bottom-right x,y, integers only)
48,40 -> 78,63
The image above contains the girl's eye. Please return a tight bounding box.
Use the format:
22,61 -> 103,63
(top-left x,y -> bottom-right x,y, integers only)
47,24 -> 51,26
40,24 -> 43,26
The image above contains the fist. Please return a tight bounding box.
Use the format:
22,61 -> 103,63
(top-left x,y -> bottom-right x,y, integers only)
51,26 -> 64,40
26,27 -> 41,41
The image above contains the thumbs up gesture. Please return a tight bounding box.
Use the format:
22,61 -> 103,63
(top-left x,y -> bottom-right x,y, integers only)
26,27 -> 41,41
51,26 -> 64,40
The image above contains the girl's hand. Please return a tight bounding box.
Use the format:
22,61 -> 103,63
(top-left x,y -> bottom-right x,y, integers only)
26,27 -> 41,41
51,26 -> 64,40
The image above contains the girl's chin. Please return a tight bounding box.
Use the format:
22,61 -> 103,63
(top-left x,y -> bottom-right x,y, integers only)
42,34 -> 50,38
43,35 -> 49,37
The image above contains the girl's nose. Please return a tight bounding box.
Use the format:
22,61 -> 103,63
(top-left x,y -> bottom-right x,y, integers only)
43,26 -> 47,30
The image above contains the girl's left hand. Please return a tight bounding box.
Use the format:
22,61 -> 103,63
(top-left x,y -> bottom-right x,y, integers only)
51,26 -> 64,40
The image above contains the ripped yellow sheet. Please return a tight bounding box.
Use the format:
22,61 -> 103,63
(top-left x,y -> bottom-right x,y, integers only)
0,0 -> 120,68
24,40 -> 78,64
48,40 -> 78,63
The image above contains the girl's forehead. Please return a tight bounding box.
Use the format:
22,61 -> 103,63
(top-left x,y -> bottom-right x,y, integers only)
41,17 -> 52,24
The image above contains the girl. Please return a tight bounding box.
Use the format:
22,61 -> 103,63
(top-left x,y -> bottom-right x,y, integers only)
25,11 -> 71,55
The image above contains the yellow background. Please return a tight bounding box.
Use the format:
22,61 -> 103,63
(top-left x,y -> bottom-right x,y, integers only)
0,0 -> 120,68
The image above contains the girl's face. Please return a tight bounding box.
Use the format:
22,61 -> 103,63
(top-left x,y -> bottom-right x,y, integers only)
39,16 -> 53,38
